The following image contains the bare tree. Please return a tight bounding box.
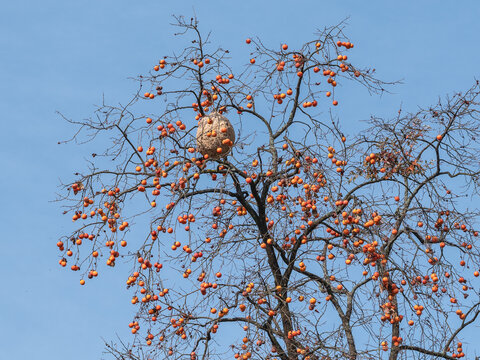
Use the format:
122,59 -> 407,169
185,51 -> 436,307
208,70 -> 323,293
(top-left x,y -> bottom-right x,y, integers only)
57,16 -> 480,360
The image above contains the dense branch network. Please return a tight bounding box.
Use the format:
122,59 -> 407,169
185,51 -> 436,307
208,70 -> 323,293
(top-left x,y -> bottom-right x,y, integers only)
57,16 -> 480,360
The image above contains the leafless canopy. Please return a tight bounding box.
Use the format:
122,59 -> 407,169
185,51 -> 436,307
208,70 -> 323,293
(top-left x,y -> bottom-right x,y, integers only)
57,16 -> 480,360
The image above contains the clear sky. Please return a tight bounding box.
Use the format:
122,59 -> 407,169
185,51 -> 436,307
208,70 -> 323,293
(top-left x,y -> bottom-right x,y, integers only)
1,1 -> 480,359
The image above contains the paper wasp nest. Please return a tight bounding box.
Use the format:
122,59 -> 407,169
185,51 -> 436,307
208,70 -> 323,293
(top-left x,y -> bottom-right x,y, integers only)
196,111 -> 235,159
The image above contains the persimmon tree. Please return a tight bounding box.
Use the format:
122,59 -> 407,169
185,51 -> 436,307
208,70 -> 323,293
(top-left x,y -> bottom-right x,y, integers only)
57,16 -> 480,360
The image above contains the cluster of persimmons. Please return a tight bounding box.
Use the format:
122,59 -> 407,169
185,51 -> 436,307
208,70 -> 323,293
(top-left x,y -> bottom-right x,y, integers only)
58,24 -> 479,360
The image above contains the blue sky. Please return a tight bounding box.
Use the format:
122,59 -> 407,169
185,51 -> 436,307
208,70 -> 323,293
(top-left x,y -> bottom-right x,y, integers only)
1,1 -> 480,359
